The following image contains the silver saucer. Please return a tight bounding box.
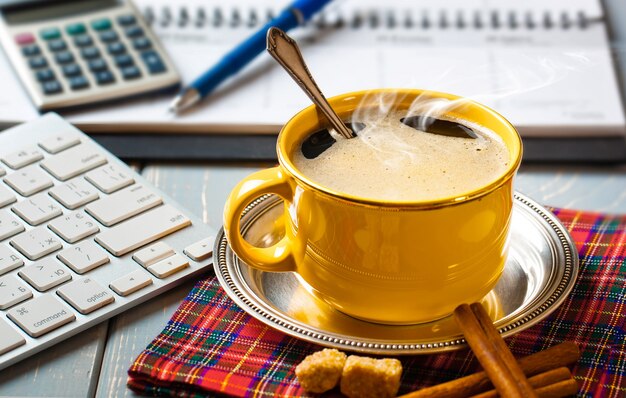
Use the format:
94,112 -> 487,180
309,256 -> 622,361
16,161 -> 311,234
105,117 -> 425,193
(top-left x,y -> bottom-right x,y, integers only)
214,193 -> 578,355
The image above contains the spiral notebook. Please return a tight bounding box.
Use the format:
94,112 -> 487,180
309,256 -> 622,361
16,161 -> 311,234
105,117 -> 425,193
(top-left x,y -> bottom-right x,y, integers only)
1,0 -> 624,138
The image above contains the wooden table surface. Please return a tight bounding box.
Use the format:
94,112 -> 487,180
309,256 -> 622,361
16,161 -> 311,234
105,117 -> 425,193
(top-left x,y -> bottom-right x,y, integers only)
0,162 -> 625,398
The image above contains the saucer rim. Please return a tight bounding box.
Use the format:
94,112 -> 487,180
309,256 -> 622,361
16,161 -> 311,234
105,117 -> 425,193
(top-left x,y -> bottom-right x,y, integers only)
214,192 -> 579,355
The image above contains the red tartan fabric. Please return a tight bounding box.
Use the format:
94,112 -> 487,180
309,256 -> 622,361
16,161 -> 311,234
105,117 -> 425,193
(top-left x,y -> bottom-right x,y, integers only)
127,208 -> 626,397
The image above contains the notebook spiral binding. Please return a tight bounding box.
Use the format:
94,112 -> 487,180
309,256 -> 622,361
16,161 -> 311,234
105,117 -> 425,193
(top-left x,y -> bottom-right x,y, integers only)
140,5 -> 603,31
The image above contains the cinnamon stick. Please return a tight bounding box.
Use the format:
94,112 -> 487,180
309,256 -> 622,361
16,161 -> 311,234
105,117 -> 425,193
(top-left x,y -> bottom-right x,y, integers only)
453,304 -> 536,398
534,378 -> 579,398
397,340 -> 579,398
469,302 -> 538,397
470,367 -> 572,398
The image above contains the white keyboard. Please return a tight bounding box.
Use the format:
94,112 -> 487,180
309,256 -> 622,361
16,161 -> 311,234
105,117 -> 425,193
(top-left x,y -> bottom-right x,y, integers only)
0,113 -> 215,371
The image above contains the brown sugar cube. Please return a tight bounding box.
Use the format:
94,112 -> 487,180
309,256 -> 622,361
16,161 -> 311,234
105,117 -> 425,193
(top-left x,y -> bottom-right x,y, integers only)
295,348 -> 347,393
340,355 -> 403,398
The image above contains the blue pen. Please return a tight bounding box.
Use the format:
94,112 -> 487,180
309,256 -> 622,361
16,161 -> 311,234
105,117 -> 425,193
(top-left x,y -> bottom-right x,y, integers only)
169,0 -> 333,113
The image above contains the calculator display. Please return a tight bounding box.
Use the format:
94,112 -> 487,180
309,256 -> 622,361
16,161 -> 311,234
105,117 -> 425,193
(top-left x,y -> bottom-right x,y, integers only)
3,1 -> 119,24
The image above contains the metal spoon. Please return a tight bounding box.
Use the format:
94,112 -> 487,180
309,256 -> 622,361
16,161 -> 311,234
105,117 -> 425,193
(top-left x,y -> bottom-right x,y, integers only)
266,27 -> 354,139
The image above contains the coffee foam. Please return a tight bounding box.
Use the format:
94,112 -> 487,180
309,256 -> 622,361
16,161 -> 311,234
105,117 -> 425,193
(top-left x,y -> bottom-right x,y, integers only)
292,111 -> 510,202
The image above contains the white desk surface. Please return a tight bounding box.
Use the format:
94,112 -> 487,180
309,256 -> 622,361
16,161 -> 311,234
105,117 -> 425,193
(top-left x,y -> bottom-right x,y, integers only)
1,0 -> 626,395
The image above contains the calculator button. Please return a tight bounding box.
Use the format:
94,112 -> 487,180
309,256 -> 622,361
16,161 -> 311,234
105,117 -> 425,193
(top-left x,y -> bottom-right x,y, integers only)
54,51 -> 74,64
28,56 -> 48,69
74,35 -> 93,47
91,18 -> 112,31
81,47 -> 100,60
114,54 -> 133,67
107,42 -> 126,55
95,71 -> 115,85
125,26 -> 144,38
141,51 -> 166,74
66,23 -> 86,36
21,45 -> 41,56
42,81 -> 63,95
99,30 -> 119,43
36,69 -> 55,82
69,76 -> 89,90
40,27 -> 61,40
88,59 -> 108,72
117,14 -> 137,26
132,37 -> 151,50
14,33 -> 35,45
47,39 -> 67,52
121,66 -> 141,80
62,64 -> 82,77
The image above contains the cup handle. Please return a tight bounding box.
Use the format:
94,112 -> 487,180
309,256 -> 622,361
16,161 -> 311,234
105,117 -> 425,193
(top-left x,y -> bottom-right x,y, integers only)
223,167 -> 297,272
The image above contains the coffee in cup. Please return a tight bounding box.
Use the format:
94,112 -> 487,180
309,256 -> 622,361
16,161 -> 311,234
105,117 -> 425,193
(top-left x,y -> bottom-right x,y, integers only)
223,89 -> 522,324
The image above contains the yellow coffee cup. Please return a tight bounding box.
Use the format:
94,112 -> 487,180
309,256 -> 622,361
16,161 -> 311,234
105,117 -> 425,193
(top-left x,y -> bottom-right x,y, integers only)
223,89 -> 522,324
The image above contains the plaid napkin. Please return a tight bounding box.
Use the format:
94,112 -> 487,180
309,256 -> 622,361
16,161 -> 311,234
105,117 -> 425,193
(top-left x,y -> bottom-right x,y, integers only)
127,208 -> 626,397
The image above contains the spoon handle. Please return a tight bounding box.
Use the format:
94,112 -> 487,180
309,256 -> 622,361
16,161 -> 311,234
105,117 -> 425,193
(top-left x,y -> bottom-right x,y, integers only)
266,27 -> 354,139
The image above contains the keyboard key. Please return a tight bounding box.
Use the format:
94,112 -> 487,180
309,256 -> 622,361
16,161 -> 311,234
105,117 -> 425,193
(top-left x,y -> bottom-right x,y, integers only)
57,277 -> 114,314
95,70 -> 115,85
49,178 -> 99,209
184,236 -> 215,261
69,76 -> 89,90
4,164 -> 54,196
0,244 -> 23,276
74,34 -> 93,47
35,69 -> 55,82
91,18 -> 112,31
148,254 -> 189,278
21,44 -> 41,56
114,54 -> 133,67
121,66 -> 141,80
125,26 -> 144,38
7,295 -> 75,337
0,318 -> 25,355
42,81 -> 63,95
117,14 -> 137,26
107,42 -> 126,55
0,210 -> 24,241
49,210 -> 99,243
88,58 -> 108,72
141,50 -> 166,74
62,63 -> 82,77
28,56 -> 48,69
80,47 -> 100,59
11,226 -> 63,261
0,185 -> 16,207
39,133 -> 80,154
47,39 -> 66,52
2,146 -> 43,169
0,166 -> 4,177
86,184 -> 162,226
12,193 -> 63,226
133,242 -> 174,267
15,32 -> 35,45
0,274 -> 32,309
85,164 -> 134,193
40,27 -> 61,40
95,204 -> 191,256
109,269 -> 152,297
57,240 -> 109,274
54,51 -> 74,64
99,30 -> 118,42
19,258 -> 71,291
66,23 -> 86,36
132,37 -> 151,50
40,143 -> 107,181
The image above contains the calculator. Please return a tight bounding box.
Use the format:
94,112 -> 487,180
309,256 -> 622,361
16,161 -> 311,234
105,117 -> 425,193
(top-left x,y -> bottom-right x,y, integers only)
0,0 -> 180,110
